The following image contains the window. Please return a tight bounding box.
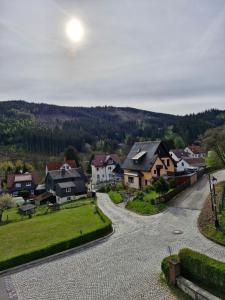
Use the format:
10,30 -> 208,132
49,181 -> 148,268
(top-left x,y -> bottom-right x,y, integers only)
182,162 -> 184,166
108,166 -> 111,170
67,197 -> 71,201
97,167 -> 99,171
66,187 -> 71,193
167,159 -> 170,167
128,176 -> 134,183
154,170 -> 157,174
26,182 -> 31,187
15,183 -> 21,188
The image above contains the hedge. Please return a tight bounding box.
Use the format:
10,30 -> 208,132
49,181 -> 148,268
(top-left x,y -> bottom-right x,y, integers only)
0,220 -> 112,272
179,248 -> 225,295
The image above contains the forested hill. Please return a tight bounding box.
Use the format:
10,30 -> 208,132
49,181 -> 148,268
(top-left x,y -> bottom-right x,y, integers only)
0,100 -> 225,155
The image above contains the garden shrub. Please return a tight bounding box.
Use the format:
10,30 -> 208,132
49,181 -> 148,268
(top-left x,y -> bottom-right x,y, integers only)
153,178 -> 169,194
134,191 -> 145,201
168,179 -> 176,189
179,248 -> 225,295
143,185 -> 154,193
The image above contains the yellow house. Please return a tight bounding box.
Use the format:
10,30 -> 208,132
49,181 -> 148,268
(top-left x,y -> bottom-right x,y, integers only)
122,141 -> 176,189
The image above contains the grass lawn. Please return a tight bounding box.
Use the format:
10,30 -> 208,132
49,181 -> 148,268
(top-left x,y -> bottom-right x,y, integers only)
2,198 -> 93,224
199,181 -> 225,246
0,203 -> 111,269
108,191 -> 123,204
126,200 -> 166,215
125,190 -> 166,215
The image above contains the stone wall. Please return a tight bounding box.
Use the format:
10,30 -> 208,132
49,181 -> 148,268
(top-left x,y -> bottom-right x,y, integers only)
176,276 -> 220,300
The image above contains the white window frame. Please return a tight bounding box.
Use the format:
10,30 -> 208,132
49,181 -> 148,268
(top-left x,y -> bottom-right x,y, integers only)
66,187 -> 71,193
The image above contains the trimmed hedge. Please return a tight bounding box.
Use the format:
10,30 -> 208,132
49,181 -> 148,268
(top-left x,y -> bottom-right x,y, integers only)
0,213 -> 112,272
179,248 -> 225,295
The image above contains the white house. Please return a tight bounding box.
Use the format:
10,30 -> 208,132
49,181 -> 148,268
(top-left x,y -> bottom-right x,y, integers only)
91,154 -> 120,185
176,159 -> 191,172
169,149 -> 190,162
185,145 -> 205,158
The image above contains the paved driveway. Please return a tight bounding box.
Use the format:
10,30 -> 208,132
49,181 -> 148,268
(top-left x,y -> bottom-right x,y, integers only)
1,170 -> 225,300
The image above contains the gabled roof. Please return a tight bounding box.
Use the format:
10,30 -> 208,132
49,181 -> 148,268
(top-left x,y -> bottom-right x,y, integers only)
170,149 -> 190,159
7,172 -> 39,189
47,167 -> 85,181
92,154 -> 120,167
183,157 -> 205,167
122,141 -> 162,171
46,160 -> 77,172
187,144 -> 205,154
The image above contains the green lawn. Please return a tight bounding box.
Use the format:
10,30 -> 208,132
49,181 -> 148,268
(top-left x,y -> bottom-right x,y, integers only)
126,200 -> 166,215
2,198 -> 93,224
108,191 -> 123,204
0,204 -> 111,269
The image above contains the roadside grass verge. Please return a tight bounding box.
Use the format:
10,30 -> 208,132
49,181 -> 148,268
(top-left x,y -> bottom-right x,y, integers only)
126,199 -> 166,215
108,191 -> 123,204
0,204 -> 112,271
198,181 -> 225,246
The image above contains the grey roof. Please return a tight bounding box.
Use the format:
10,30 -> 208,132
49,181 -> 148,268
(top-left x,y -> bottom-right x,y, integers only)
122,141 -> 161,171
19,204 -> 36,212
57,181 -> 76,189
47,167 -> 84,181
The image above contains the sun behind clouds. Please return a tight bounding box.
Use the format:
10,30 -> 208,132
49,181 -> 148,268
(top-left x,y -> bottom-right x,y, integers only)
65,18 -> 84,43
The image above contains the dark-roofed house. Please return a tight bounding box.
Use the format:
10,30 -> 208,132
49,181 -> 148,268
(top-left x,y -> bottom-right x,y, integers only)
45,167 -> 87,204
45,160 -> 77,175
122,141 -> 176,189
7,172 -> 39,197
91,154 -> 121,185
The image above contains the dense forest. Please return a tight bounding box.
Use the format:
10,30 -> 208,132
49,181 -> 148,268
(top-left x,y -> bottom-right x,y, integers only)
0,100 -> 225,155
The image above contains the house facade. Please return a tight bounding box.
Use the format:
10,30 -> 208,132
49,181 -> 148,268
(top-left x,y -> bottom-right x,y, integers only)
185,145 -> 205,158
46,160 -> 77,175
45,167 -> 87,204
91,154 -> 121,185
169,149 -> 190,161
7,173 -> 39,197
122,141 -> 176,189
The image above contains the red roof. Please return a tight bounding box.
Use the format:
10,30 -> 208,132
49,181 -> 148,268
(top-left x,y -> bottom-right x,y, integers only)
188,144 -> 205,154
92,154 -> 120,167
46,160 -> 77,172
7,172 -> 40,189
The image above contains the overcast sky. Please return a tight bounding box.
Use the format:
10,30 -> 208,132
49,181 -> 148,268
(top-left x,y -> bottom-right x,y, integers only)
0,0 -> 225,115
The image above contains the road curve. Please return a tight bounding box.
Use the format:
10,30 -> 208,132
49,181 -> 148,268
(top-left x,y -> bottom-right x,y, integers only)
1,170 -> 225,300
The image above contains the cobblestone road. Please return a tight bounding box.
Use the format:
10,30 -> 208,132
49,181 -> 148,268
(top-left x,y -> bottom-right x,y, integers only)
1,171 -> 225,300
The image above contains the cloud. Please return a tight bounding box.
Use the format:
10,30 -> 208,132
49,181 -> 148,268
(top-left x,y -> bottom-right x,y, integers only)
0,0 -> 225,115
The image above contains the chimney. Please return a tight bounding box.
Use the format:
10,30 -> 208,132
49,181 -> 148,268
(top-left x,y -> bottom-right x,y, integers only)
61,167 -> 66,176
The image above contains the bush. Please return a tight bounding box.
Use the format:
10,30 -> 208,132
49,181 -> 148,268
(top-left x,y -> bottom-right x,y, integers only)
98,184 -> 111,193
179,248 -> 225,295
161,254 -> 179,281
134,191 -> 145,201
153,178 -> 169,194
143,185 -> 154,193
168,179 -> 176,189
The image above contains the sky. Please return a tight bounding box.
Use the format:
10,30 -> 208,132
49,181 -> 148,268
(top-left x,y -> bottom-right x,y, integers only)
0,0 -> 225,115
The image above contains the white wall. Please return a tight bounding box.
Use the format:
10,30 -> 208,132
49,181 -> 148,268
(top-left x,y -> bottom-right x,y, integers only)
169,151 -> 179,162
177,159 -> 190,172
91,164 -> 116,185
56,194 -> 88,204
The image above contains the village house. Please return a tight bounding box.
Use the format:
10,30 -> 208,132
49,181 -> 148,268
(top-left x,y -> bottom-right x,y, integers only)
185,144 -> 206,158
45,160 -> 77,175
7,172 -> 39,197
91,154 -> 121,185
169,149 -> 190,161
45,167 -> 87,204
122,141 -> 176,189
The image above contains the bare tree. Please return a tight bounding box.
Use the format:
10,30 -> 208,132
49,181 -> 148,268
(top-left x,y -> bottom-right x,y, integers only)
0,194 -> 13,223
